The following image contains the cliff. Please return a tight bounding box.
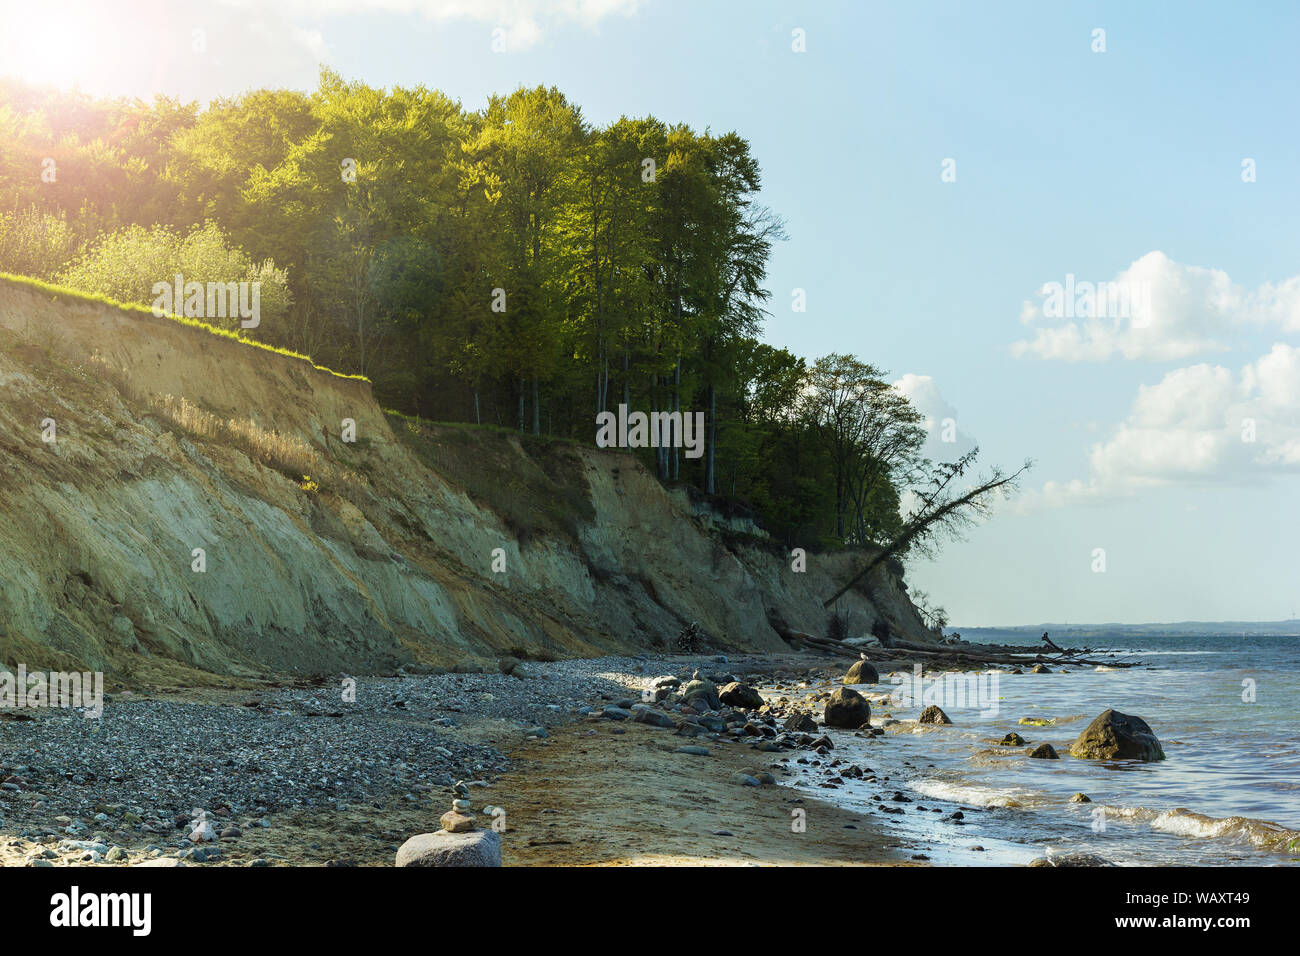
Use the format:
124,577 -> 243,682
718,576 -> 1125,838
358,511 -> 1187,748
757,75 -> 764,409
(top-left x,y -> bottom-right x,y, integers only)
0,276 -> 933,686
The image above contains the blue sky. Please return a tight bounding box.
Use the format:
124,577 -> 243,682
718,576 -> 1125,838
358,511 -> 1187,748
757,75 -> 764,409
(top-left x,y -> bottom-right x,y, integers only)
5,0 -> 1299,625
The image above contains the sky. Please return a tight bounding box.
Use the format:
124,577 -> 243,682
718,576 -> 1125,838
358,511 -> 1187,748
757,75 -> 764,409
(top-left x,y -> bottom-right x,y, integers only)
2,0 -> 1298,626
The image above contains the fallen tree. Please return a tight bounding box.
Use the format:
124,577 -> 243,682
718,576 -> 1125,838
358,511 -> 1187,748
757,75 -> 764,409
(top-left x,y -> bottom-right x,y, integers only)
824,451 -> 1032,609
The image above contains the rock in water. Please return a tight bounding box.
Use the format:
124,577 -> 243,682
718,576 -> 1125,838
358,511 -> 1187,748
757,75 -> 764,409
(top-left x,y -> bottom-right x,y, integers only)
844,660 -> 879,685
396,830 -> 502,867
823,687 -> 871,729
1026,743 -> 1058,759
1027,852 -> 1114,867
1068,709 -> 1164,761
918,705 -> 951,725
1070,793 -> 1092,803
718,681 -> 764,709
999,732 -> 1026,746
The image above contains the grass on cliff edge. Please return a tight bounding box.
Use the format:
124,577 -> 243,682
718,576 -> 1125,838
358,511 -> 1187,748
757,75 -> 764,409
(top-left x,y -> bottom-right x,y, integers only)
0,272 -> 369,383
387,411 -> 595,546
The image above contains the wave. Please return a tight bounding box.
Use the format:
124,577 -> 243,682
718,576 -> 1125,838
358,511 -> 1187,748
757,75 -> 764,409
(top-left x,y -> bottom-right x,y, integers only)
907,777 -> 1030,809
1147,808 -> 1300,853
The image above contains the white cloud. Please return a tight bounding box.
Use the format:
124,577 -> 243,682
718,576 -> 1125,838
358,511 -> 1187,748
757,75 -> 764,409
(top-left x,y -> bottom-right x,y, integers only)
893,373 -> 978,461
1017,343 -> 1300,510
1012,251 -> 1300,361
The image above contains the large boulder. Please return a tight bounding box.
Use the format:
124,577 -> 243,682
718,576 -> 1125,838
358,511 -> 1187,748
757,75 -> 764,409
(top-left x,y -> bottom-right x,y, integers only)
844,660 -> 879,685
823,687 -> 871,729
918,705 -> 951,725
718,681 -> 764,710
680,678 -> 720,711
396,829 -> 502,867
1026,743 -> 1058,759
1069,709 -> 1164,761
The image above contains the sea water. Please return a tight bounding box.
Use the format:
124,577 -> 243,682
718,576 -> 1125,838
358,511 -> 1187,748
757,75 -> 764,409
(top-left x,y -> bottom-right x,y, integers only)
787,632 -> 1300,866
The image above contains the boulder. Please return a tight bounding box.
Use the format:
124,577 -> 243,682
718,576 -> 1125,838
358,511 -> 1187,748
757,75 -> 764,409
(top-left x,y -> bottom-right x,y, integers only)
632,707 -> 676,728
783,712 -> 818,733
1030,664 -> 1051,674
844,660 -> 879,685
680,678 -> 720,711
918,705 -> 951,725
718,681 -> 764,709
1027,852 -> 1114,867
1069,793 -> 1091,803
1026,743 -> 1058,759
823,687 -> 871,729
1069,709 -> 1164,761
999,732 -> 1026,746
396,829 -> 502,867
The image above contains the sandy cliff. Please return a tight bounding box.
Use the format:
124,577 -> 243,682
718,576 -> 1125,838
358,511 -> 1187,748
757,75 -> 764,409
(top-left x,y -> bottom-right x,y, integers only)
0,278 -> 932,685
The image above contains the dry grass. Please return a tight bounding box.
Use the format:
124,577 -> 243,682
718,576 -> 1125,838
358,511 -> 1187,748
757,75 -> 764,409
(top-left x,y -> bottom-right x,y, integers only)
152,394 -> 364,494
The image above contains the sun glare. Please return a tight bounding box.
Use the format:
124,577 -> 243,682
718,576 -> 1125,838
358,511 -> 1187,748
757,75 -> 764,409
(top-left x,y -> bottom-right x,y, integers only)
1,0 -> 120,93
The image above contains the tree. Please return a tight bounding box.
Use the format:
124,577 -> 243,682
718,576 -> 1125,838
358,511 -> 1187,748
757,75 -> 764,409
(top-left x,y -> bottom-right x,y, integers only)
824,452 -> 1033,607
58,221 -> 290,331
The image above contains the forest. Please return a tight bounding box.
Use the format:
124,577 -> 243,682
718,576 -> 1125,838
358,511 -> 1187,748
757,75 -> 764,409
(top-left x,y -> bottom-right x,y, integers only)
0,70 -> 947,552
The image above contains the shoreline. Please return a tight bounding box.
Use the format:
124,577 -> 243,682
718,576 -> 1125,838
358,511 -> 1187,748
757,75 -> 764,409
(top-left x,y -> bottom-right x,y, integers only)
1,652 -> 923,867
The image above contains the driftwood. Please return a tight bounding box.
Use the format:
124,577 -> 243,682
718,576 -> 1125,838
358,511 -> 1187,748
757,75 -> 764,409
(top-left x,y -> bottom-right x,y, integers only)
783,629 -> 1137,669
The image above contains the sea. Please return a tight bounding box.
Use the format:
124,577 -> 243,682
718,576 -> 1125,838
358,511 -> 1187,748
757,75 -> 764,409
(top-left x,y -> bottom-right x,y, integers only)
790,631 -> 1300,866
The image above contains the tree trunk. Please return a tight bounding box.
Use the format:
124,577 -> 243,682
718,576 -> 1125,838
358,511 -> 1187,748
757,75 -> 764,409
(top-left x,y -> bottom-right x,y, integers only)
706,382 -> 716,495
532,377 -> 540,436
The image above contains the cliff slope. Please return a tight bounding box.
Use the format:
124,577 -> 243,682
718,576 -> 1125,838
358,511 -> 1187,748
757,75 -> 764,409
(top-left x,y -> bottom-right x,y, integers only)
0,278 -> 932,686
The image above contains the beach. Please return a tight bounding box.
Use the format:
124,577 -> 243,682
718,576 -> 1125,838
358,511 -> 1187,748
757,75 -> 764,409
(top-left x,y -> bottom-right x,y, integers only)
3,639 -> 1297,867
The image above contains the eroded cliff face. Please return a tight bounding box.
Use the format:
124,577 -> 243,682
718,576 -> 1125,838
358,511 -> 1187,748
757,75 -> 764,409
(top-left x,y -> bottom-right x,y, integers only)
0,279 -> 932,686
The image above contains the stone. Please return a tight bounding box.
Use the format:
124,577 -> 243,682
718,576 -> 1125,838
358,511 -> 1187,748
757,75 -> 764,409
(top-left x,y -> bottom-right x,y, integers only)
1030,664 -> 1051,674
1027,852 -> 1114,867
187,822 -> 217,843
730,772 -> 761,787
844,660 -> 879,685
823,687 -> 870,729
675,746 -> 710,756
918,705 -> 951,725
134,858 -> 185,867
718,681 -> 764,709
680,678 -> 720,711
396,829 -> 502,867
1069,709 -> 1164,761
783,712 -> 818,733
601,706 -> 632,721
1026,743 -> 1058,759
999,732 -> 1026,746
1069,793 -> 1092,803
632,707 -> 676,729
440,810 -> 476,833
105,847 -> 129,862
